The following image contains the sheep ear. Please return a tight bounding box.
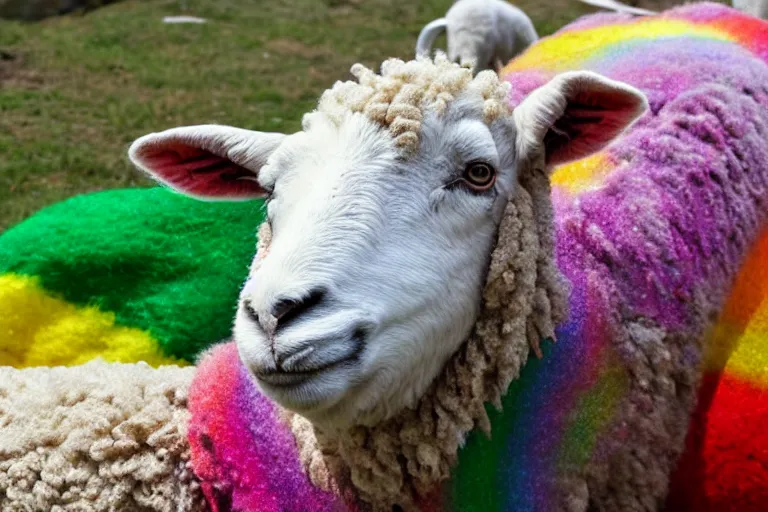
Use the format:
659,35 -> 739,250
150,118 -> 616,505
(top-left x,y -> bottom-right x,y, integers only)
513,71 -> 647,167
129,125 -> 285,200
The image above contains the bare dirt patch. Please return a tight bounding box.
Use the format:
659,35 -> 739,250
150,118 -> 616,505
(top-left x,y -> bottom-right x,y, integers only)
0,51 -> 44,88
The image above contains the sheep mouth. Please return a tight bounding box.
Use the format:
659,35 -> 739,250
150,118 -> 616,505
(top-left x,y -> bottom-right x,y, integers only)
254,352 -> 361,389
252,327 -> 367,391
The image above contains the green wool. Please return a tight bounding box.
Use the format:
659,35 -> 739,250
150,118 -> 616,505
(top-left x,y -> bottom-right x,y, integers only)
0,187 -> 264,362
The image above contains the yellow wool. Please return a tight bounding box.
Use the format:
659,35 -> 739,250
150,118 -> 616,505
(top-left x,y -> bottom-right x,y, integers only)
723,298 -> 768,385
551,152 -> 615,194
703,231 -> 768,385
0,274 -> 184,368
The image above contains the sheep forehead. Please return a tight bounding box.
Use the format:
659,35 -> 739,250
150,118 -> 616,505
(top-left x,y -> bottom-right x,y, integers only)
261,113 -> 398,190
306,53 -> 512,155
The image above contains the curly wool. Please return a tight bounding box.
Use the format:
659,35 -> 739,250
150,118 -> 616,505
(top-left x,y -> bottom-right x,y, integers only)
289,167 -> 568,510
0,360 -> 203,511
310,53 -> 511,154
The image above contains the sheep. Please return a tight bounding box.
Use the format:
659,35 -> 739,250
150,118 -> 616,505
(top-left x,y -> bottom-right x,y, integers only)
2,3 -> 768,512
128,3 -> 768,510
733,0 -> 768,18
415,0 -> 539,73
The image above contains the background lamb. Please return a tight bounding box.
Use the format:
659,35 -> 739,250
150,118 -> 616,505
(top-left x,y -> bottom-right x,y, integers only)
733,0 -> 768,18
416,0 -> 539,73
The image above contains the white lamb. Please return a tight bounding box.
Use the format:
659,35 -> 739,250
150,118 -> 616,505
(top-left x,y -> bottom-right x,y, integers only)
416,0 -> 538,73
733,0 -> 768,18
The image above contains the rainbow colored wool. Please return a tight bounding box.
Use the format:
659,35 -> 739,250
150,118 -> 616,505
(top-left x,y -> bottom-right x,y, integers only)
447,3 -> 768,511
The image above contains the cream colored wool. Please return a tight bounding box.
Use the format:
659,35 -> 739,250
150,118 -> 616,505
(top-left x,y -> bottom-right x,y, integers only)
0,360 -> 203,511
288,167 -> 568,511
311,53 -> 511,154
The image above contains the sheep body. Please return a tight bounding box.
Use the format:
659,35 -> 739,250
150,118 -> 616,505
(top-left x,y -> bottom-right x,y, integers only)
188,4 -> 768,510
416,0 -> 538,72
490,4 -> 768,509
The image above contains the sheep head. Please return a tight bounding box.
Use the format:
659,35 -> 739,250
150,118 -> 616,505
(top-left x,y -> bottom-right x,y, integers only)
129,55 -> 646,431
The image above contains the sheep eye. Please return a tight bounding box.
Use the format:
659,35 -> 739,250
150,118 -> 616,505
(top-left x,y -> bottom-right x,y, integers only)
462,162 -> 496,191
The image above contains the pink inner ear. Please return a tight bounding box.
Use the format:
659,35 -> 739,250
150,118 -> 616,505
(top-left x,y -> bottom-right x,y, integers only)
138,141 -> 266,199
546,87 -> 643,165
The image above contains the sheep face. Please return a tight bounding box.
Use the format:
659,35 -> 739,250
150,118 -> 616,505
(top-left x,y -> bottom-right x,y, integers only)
237,101 -> 518,428
129,61 -> 647,428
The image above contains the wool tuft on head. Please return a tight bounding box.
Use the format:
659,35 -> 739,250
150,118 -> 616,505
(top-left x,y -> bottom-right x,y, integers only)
311,53 -> 511,153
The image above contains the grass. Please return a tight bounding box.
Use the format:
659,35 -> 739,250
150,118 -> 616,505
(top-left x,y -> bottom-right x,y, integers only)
0,0 -> 597,232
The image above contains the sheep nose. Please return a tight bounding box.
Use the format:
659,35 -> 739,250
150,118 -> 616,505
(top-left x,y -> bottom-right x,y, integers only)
244,288 -> 327,336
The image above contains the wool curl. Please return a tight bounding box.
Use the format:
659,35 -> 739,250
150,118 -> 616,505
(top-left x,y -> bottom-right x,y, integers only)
287,165 -> 569,510
308,52 -> 511,154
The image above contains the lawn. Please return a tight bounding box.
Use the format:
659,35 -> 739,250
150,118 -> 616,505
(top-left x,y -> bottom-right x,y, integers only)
0,0 -> 598,232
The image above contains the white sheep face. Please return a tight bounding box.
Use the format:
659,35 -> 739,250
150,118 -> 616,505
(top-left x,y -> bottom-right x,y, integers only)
235,101 -> 517,427
129,66 -> 647,428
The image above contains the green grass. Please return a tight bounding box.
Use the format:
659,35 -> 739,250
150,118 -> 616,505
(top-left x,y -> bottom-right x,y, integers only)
0,0 -> 596,232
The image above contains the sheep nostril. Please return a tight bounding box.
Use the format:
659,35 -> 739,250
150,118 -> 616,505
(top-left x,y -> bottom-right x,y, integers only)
272,288 -> 327,329
273,297 -> 298,321
242,288 -> 327,337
